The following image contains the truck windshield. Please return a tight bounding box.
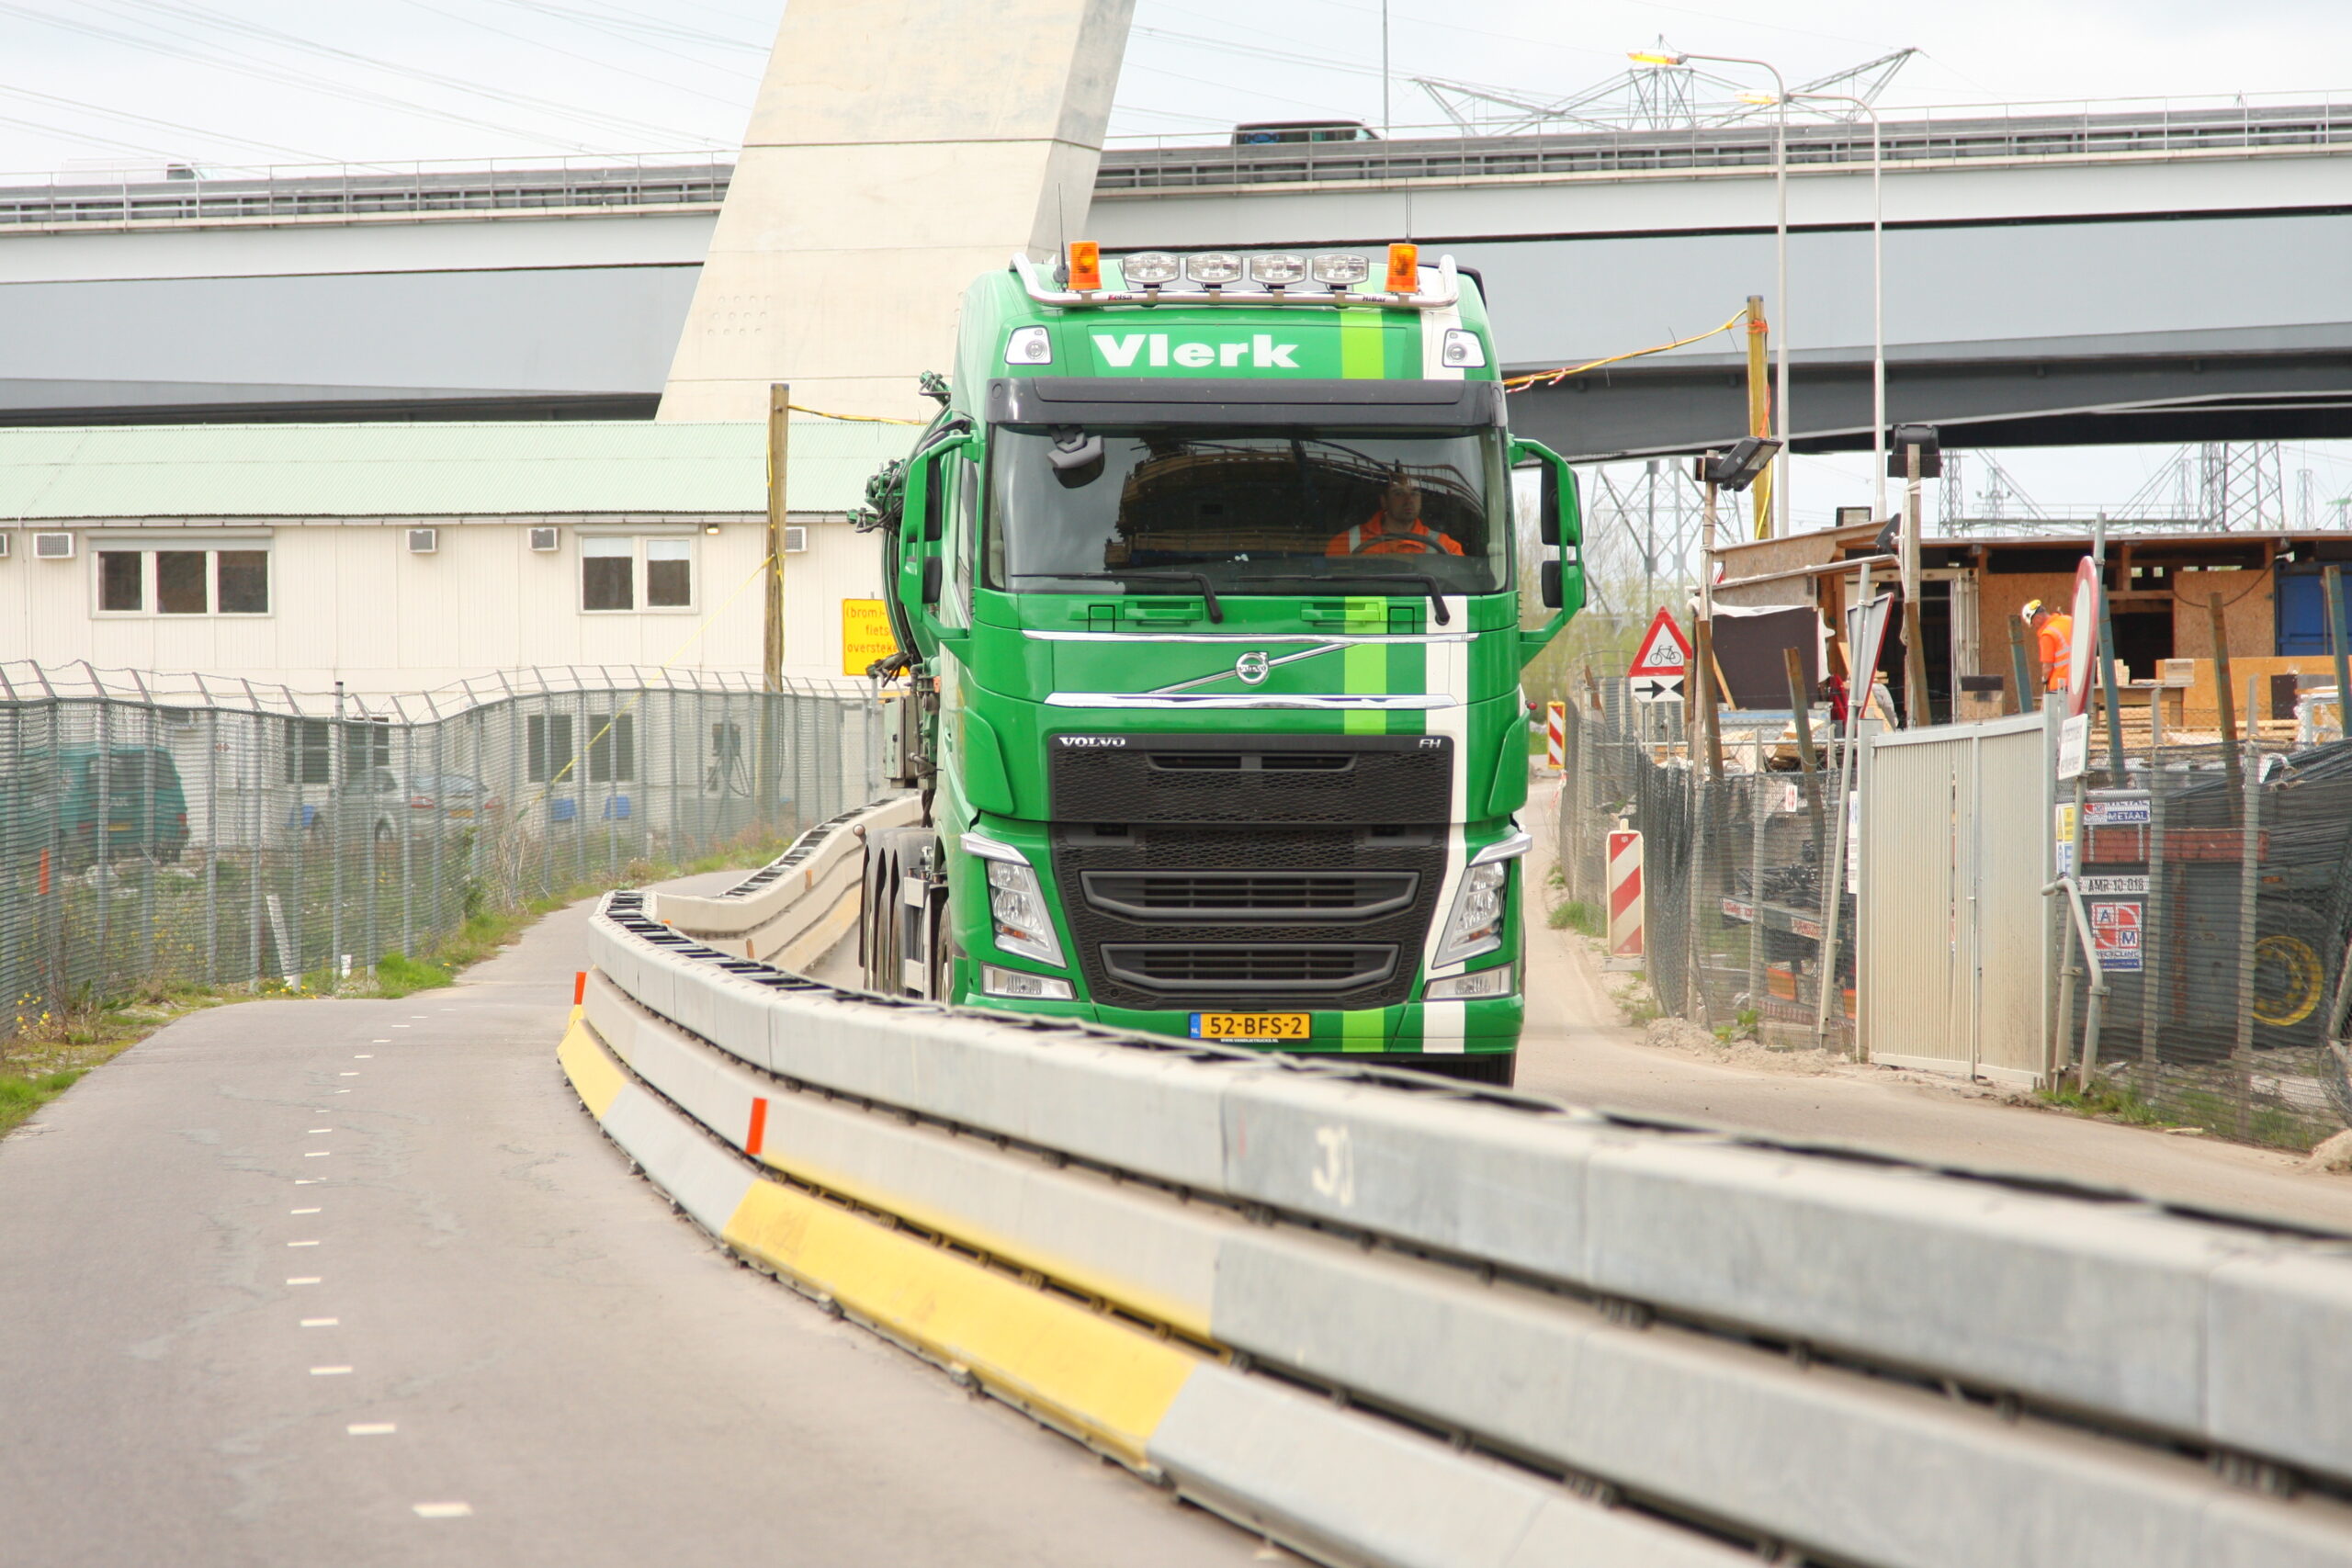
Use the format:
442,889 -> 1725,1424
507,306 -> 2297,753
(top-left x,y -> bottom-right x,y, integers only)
985,428 -> 1508,596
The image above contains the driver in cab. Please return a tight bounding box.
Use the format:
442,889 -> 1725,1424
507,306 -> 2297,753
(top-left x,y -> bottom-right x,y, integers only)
1327,474 -> 1463,558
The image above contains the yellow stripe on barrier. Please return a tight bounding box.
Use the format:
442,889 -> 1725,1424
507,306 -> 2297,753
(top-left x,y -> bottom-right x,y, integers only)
558,1018 -> 629,1120
720,1178 -> 1200,1468
748,1145 -> 1215,1341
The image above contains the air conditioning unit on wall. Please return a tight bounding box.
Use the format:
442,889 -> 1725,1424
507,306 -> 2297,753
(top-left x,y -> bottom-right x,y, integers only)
528,526 -> 560,552
784,525 -> 808,553
407,527 -> 438,554
32,532 -> 73,559
0,533 -> 10,558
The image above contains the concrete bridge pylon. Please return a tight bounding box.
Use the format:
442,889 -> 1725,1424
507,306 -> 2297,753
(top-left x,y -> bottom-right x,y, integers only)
658,0 -> 1135,423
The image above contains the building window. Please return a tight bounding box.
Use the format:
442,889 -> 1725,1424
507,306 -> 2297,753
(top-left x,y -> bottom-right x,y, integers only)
287,721 -> 332,784
526,714 -> 574,783
581,538 -> 633,612
646,539 -> 692,607
95,545 -> 269,616
99,550 -> 143,611
587,713 -> 636,782
580,536 -> 694,613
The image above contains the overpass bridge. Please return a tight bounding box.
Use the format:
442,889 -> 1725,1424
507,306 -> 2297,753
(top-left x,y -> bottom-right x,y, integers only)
0,96 -> 2347,454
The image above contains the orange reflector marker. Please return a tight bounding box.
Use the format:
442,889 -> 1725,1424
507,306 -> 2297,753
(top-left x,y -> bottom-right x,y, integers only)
1067,241 -> 1102,292
1385,243 -> 1419,294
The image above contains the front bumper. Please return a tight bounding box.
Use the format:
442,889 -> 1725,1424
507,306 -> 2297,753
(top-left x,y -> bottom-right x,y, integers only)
959,982 -> 1523,1055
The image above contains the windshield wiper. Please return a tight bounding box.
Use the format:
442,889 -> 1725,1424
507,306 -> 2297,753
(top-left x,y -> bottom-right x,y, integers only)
1008,571 -> 1223,623
1243,573 -> 1452,626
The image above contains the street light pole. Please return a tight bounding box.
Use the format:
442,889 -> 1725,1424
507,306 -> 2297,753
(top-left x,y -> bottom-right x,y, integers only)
1792,91 -> 1885,524
1636,49 -> 1790,536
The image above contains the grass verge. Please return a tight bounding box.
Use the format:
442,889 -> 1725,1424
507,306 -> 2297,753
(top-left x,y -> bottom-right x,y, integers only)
1548,899 -> 1603,937
1,824 -> 800,1137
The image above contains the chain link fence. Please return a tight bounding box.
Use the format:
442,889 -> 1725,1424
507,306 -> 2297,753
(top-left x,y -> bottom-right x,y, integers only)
2062,738 -> 2352,1149
1558,682 -> 1855,1048
1560,673 -> 2352,1150
0,665 -> 883,1042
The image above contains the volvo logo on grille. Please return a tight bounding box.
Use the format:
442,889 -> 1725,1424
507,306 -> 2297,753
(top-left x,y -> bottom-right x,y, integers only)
1057,735 -> 1126,747
1235,650 -> 1271,685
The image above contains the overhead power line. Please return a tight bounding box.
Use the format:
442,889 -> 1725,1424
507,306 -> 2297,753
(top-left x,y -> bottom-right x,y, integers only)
87,0 -> 722,146
0,0 -> 614,152
0,81 -> 330,162
394,0 -> 758,104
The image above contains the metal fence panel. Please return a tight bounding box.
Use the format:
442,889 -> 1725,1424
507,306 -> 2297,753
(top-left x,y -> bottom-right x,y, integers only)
0,670 -> 880,1042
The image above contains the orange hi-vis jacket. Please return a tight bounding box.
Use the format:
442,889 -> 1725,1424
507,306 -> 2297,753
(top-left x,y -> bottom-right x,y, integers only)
2038,612 -> 2074,691
1326,513 -> 1464,557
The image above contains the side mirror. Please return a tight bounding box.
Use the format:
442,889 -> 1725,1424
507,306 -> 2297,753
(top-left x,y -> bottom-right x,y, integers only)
1510,438 -> 1582,611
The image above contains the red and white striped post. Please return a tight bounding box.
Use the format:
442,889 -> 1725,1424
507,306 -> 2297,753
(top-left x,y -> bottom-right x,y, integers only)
1606,829 -> 1644,966
1544,701 -> 1566,771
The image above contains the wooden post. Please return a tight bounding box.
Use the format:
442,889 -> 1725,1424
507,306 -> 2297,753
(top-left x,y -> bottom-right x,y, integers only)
1783,646 -> 1816,777
2007,615 -> 2038,714
764,384 -> 789,692
2209,591 -> 2238,783
757,384 -> 789,829
1745,295 -> 1772,540
1902,442 -> 1930,728
1693,617 -> 1723,780
2327,564 -> 2352,743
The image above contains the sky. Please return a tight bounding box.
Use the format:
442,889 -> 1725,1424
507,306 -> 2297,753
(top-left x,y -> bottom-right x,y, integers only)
0,0 -> 2344,522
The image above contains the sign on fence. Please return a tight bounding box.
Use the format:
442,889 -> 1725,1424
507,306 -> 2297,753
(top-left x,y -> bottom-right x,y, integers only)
2091,899 -> 2143,972
1545,702 -> 1566,771
841,598 -> 899,677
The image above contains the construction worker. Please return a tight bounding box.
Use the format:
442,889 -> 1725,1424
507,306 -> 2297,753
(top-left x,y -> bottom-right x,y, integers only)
2024,599 -> 2073,695
1327,474 -> 1464,558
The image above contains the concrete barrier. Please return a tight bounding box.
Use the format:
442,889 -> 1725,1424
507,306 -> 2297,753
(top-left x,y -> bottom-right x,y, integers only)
564,799 -> 2352,1564
650,795 -> 921,964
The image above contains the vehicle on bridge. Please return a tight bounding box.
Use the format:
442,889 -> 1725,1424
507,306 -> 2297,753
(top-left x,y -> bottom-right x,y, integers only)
854,243 -> 1583,1084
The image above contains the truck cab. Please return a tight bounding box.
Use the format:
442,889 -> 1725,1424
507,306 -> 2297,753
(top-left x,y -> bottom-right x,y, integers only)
861,243 -> 1582,1084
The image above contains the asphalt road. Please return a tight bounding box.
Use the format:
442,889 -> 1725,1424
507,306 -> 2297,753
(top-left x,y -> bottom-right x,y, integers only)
0,878 -> 1261,1568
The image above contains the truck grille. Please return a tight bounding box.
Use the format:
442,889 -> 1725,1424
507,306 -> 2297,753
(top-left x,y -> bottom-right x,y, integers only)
1050,733 -> 1451,826
1080,870 -> 1419,921
1052,824 -> 1441,1010
1101,943 -> 1398,994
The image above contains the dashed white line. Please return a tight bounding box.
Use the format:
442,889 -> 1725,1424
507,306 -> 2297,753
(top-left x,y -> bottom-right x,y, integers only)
291,1207 -> 321,1214
309,1366 -> 352,1376
333,1090 -> 350,1095
370,1038 -> 390,1043
295,1178 -> 324,1184
339,1072 -> 358,1077
300,1317 -> 339,1327
347,1423 -> 396,1437
307,1128 -> 333,1134
286,1277 -> 321,1285
355,1055 -> 372,1059
390,1025 -> 410,1030
287,1240 -> 320,1247
303,1151 -> 330,1158
412,1502 -> 471,1519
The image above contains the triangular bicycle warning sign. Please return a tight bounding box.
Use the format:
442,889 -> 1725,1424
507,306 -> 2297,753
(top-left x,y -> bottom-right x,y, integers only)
1629,608 -> 1693,677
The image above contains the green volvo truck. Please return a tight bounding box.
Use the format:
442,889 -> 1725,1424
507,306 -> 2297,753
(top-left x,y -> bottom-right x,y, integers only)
858,241 -> 1582,1084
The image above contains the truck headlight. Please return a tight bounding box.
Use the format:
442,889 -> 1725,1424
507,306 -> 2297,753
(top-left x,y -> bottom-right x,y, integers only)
1434,831 -> 1532,968
964,833 -> 1065,967
1435,862 -> 1508,966
1426,964 -> 1512,1001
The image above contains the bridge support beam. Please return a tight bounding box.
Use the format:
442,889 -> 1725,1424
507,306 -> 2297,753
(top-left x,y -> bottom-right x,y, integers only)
660,0 -> 1134,423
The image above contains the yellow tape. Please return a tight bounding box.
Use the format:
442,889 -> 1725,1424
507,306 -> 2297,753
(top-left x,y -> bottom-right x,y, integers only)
722,1179 -> 1200,1465
558,1019 -> 629,1120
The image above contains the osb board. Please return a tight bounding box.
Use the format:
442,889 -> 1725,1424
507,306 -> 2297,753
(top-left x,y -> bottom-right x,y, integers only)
2174,654 -> 2337,728
2168,570 -> 2277,660
1974,570 -> 2079,677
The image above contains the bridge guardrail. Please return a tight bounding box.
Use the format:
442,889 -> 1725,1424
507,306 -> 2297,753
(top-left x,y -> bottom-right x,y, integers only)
564,799 -> 2352,1568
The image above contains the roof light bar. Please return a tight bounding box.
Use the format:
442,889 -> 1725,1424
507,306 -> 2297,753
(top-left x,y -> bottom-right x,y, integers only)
1011,251 -> 1457,310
